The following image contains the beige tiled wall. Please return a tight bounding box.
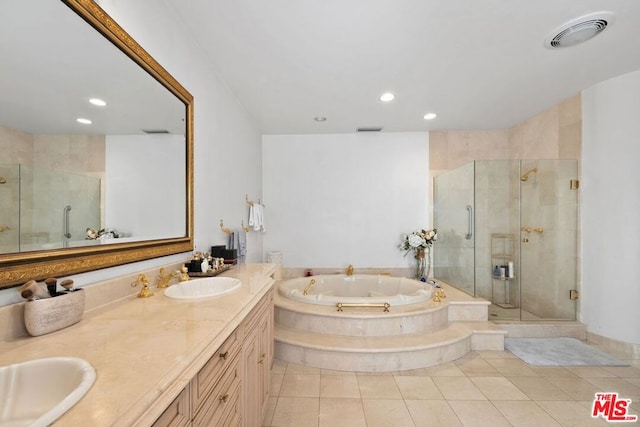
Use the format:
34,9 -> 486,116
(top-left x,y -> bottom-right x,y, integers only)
430,94 -> 581,171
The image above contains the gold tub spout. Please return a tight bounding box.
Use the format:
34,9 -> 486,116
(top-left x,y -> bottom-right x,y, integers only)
346,264 -> 354,276
303,278 -> 316,296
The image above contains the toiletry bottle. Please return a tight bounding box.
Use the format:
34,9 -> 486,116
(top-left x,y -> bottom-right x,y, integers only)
493,265 -> 500,278
508,261 -> 514,278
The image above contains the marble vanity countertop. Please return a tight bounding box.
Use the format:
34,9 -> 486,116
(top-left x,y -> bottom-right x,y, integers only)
0,263 -> 277,426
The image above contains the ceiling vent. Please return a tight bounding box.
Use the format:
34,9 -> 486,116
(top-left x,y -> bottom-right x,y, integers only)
141,129 -> 170,134
357,126 -> 383,132
545,12 -> 614,49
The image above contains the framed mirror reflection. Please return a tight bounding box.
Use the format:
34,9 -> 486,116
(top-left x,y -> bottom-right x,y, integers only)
0,0 -> 194,288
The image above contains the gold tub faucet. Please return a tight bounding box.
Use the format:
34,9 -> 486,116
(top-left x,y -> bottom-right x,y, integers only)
346,264 -> 354,276
303,278 -> 316,295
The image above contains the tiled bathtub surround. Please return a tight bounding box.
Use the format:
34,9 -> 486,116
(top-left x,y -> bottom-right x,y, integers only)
275,281 -> 507,372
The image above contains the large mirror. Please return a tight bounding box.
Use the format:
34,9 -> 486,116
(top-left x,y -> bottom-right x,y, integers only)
0,0 -> 194,288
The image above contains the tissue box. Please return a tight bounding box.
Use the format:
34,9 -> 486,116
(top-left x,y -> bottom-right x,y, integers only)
24,289 -> 85,336
223,249 -> 237,262
211,245 -> 226,257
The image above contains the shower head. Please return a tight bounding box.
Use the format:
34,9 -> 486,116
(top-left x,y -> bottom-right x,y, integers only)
520,167 -> 538,182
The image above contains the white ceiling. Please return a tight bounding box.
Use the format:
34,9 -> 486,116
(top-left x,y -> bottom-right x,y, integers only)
167,0 -> 640,134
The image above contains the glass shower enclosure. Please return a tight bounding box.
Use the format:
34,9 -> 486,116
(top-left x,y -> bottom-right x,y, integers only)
433,160 -> 579,321
0,163 -> 101,253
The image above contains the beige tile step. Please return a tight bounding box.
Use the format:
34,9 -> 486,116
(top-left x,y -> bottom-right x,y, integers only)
274,322 -> 505,372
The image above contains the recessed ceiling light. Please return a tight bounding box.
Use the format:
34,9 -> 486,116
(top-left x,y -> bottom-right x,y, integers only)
379,92 -> 395,102
76,118 -> 92,125
423,113 -> 437,120
89,98 -> 107,107
314,116 -> 327,122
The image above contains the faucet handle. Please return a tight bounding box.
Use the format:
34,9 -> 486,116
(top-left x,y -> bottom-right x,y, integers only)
134,274 -> 154,298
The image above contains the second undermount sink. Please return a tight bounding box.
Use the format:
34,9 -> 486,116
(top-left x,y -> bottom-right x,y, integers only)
164,277 -> 242,300
0,357 -> 96,427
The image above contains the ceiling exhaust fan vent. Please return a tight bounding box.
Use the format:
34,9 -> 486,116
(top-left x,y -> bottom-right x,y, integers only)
545,12 -> 614,49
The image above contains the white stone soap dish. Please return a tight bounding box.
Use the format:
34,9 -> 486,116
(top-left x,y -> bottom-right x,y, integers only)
24,289 -> 85,336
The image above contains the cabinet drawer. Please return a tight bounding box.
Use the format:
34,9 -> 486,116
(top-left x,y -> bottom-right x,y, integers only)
191,328 -> 240,411
192,353 -> 242,426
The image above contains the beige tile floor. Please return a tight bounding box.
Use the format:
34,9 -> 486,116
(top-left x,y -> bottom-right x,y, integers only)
264,345 -> 640,426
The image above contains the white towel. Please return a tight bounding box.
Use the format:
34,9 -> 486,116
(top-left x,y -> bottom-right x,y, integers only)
248,204 -> 255,228
254,203 -> 265,232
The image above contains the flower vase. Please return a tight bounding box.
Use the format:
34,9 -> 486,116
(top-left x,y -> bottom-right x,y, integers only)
415,247 -> 431,281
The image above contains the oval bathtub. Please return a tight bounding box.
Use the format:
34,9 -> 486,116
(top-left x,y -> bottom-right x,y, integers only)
278,274 -> 433,307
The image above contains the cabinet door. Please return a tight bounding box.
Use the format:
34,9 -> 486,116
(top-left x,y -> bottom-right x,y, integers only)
243,324 -> 260,427
153,386 -> 191,427
258,311 -> 270,417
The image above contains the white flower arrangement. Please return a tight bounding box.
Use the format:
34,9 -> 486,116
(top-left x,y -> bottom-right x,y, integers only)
400,228 -> 437,255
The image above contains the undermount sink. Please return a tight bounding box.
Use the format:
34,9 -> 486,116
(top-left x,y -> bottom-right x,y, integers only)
0,357 -> 96,427
164,277 -> 242,300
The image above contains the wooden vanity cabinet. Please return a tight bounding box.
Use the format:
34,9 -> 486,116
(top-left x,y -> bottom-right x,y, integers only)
153,287 -> 274,427
241,290 -> 274,427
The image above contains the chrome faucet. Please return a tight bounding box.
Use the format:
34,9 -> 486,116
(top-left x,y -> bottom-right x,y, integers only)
346,264 -> 354,276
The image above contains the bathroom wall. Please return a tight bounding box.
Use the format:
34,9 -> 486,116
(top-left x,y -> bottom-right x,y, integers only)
105,134 -> 185,239
582,69 -> 640,345
262,132 -> 429,269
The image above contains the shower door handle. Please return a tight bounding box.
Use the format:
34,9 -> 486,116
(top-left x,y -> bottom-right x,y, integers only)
63,205 -> 72,238
465,205 -> 473,240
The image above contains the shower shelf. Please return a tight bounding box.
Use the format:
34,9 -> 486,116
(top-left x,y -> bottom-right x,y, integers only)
491,233 -> 517,309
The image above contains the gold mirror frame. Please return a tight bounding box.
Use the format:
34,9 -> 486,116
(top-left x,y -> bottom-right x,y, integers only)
0,0 -> 194,288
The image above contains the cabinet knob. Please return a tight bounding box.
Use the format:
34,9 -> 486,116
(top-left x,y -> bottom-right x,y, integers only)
258,353 -> 266,364
219,393 -> 229,403
219,351 -> 228,360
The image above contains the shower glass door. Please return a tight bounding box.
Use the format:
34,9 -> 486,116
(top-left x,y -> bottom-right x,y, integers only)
433,161 -> 475,295
434,159 -> 579,321
518,159 -> 578,320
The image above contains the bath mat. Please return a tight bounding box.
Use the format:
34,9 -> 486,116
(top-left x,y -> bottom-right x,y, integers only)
504,337 -> 629,366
